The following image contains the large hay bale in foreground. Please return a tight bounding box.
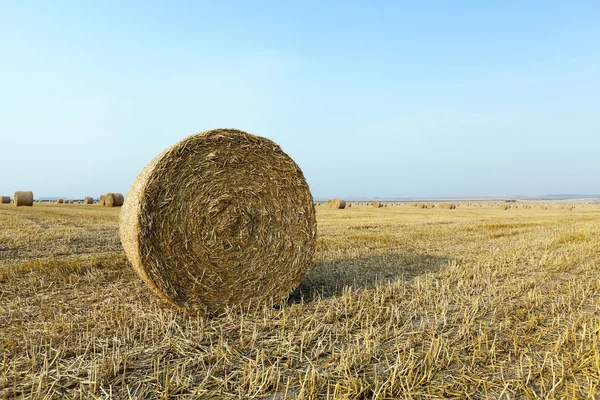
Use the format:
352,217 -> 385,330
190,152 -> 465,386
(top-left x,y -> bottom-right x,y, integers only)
84,197 -> 94,204
328,198 -> 346,209
14,191 -> 33,207
119,128 -> 317,313
105,193 -> 124,207
1,196 -> 10,204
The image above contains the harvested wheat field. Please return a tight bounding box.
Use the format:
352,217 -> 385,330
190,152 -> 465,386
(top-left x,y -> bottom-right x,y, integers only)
1,203 -> 600,398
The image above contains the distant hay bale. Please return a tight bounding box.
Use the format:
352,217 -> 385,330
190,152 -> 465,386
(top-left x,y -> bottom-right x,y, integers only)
100,195 -> 106,206
372,201 -> 383,208
347,203 -> 352,208
57,199 -> 64,204
416,203 -> 426,209
499,204 -> 509,210
426,203 -> 435,209
105,193 -> 124,207
14,191 -> 33,207
440,203 -> 456,209
329,198 -> 346,209
119,128 -> 317,313
84,197 -> 94,204
1,196 -> 10,204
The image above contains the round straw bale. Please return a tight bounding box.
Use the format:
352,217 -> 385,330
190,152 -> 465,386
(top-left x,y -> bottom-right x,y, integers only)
100,195 -> 106,206
1,196 -> 10,204
329,198 -> 346,209
84,196 -> 94,204
416,203 -> 425,209
372,201 -> 383,208
119,128 -> 317,313
426,203 -> 435,209
499,204 -> 509,210
14,191 -> 33,207
57,199 -> 64,204
105,193 -> 124,207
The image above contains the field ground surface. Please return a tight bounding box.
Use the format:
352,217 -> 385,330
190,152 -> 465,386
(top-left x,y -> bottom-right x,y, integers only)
1,203 -> 600,399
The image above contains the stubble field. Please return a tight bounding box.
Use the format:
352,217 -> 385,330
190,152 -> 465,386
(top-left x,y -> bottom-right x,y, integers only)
1,202 -> 600,399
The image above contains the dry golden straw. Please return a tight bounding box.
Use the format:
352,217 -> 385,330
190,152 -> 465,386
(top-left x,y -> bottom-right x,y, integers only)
84,197 -> 94,204
14,191 -> 33,207
119,128 -> 317,313
328,198 -> 346,209
105,193 -> 124,207
1,196 -> 10,204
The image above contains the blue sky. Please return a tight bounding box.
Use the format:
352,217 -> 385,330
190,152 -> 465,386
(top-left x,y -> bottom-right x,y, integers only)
1,1 -> 599,199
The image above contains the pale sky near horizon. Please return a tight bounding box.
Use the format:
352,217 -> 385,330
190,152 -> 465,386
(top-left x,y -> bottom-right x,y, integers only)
1,1 -> 599,199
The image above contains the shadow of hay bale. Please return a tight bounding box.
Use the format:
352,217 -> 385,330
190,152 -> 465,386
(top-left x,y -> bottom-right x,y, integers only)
288,252 -> 452,303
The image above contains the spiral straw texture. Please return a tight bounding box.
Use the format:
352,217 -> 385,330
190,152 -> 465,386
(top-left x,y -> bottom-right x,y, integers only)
119,129 -> 317,313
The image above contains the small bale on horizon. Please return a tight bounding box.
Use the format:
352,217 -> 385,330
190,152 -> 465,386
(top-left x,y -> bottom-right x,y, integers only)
440,203 -> 456,209
105,193 -> 124,207
14,191 -> 34,207
329,198 -> 346,209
